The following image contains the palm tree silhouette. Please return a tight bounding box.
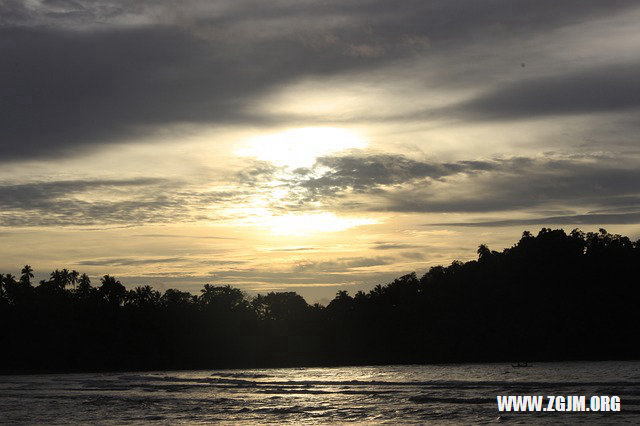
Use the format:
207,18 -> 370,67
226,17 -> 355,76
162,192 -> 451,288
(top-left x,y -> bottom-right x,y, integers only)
61,269 -> 71,288
77,273 -> 92,295
0,274 -> 13,298
69,270 -> 79,288
20,265 -> 34,286
99,275 -> 126,306
2,274 -> 18,302
50,270 -> 64,289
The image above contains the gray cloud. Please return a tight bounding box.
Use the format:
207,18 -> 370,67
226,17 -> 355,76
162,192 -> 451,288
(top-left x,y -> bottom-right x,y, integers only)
0,3 -> 416,161
400,251 -> 427,261
2,0 -> 639,161
0,177 -> 247,227
267,247 -> 317,252
448,61 -> 640,121
77,257 -> 247,267
1,25 -> 274,160
235,161 -> 281,186
428,212 -> 640,227
8,1 -> 632,35
0,178 -> 164,209
0,178 -> 186,226
372,242 -> 422,250
295,153 -> 505,200
293,256 -> 391,273
5,151 -> 640,227
77,257 -> 187,266
266,152 -> 640,218
379,160 -> 640,214
131,234 -> 237,240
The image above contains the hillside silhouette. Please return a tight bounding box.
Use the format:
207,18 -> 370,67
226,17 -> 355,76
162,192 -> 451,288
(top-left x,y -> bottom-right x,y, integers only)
1,228 -> 639,373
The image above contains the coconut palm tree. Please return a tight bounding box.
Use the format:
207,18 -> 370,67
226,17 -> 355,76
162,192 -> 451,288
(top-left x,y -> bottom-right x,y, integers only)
68,270 -> 79,288
0,274 -> 10,298
20,265 -> 34,286
99,275 -> 126,306
74,273 -> 95,301
77,273 -> 91,293
50,269 -> 64,289
2,274 -> 18,303
126,285 -> 161,307
61,269 -> 71,288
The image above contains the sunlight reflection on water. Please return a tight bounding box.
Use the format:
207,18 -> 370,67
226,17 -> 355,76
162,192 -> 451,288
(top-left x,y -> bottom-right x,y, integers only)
1,361 -> 639,424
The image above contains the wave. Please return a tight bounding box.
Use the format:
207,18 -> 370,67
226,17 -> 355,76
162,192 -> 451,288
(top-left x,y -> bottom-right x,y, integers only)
164,376 -> 640,389
409,395 -> 497,405
210,372 -> 272,379
8,373 -> 638,395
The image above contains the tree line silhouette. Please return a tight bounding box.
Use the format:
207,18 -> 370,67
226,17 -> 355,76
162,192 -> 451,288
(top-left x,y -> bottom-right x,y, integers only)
1,228 -> 639,373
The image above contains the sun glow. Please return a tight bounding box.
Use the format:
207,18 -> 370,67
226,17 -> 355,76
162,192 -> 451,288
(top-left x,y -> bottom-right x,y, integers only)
236,127 -> 367,168
265,212 -> 378,236
229,127 -> 375,236
225,209 -> 378,236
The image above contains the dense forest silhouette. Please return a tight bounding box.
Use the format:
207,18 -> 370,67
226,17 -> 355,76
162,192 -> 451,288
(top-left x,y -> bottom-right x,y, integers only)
1,228 -> 639,373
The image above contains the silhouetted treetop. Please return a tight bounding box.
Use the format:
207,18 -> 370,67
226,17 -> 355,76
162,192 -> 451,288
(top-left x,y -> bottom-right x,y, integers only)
1,228 -> 639,372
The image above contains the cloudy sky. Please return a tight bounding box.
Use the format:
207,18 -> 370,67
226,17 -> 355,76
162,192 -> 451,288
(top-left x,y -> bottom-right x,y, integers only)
2,0 -> 640,302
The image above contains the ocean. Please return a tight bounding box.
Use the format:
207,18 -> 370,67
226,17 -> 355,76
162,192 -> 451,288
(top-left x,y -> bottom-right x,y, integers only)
1,361 -> 639,424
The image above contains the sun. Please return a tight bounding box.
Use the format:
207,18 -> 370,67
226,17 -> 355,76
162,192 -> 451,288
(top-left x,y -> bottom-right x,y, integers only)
229,127 -> 375,236
236,127 -> 367,169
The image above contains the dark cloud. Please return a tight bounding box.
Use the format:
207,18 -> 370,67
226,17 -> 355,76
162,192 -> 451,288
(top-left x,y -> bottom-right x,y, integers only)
448,62 -> 640,121
271,153 -> 640,217
0,178 -> 184,226
0,6 -> 412,161
8,0 -> 632,35
380,160 -> 640,214
7,152 -> 638,227
1,25 -> 270,160
587,205 -> 640,214
428,212 -> 640,227
2,0 -> 638,161
0,178 -> 164,209
296,153 -> 503,199
0,178 -> 245,227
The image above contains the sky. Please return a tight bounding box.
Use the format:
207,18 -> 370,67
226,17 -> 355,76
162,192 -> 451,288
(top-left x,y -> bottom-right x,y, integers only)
2,0 -> 640,303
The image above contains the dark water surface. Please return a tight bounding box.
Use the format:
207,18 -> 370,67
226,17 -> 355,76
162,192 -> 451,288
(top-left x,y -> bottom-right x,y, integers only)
1,361 -> 639,424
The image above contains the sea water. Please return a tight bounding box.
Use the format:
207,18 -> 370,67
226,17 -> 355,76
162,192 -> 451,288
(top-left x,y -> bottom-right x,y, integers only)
1,361 -> 639,424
